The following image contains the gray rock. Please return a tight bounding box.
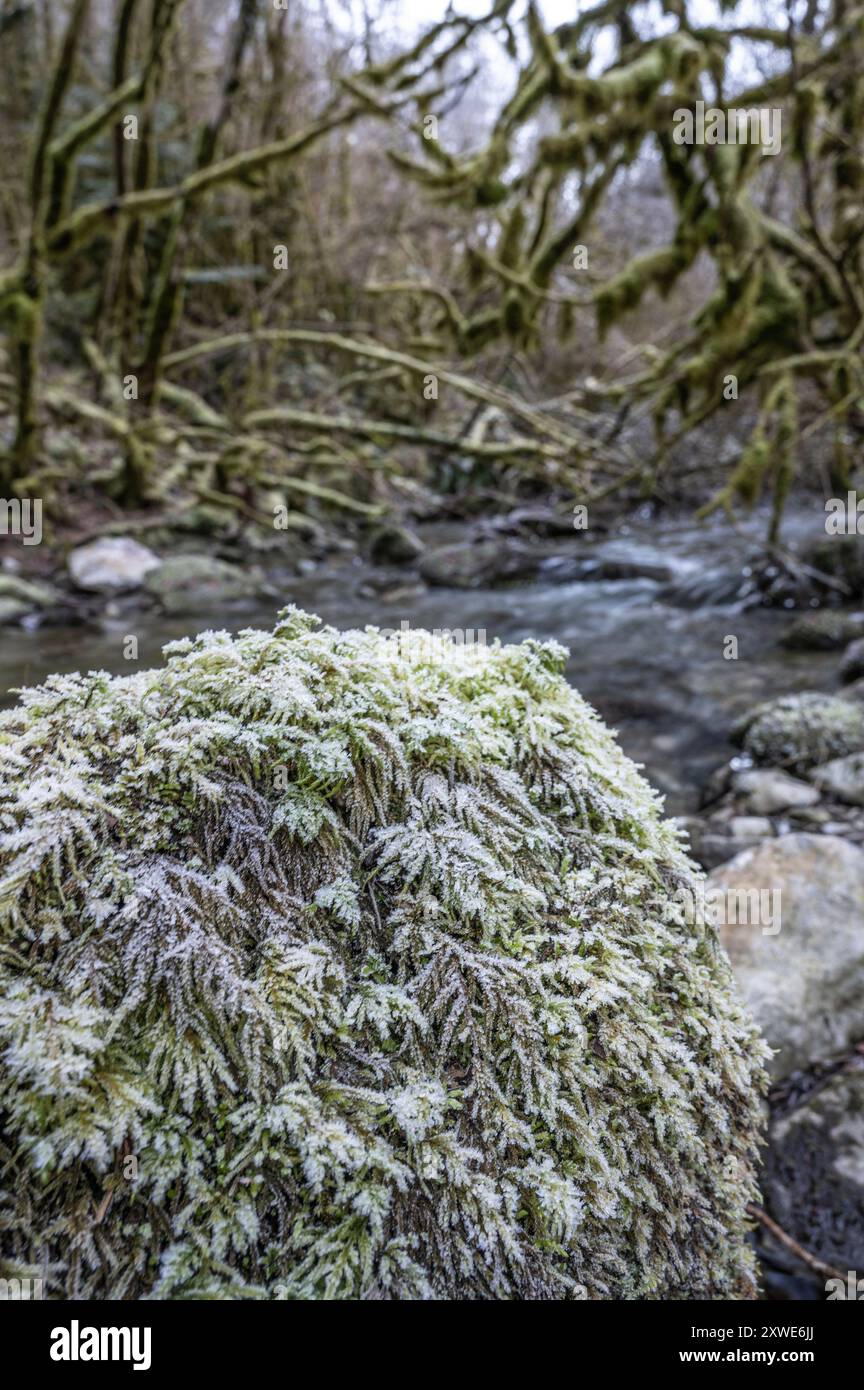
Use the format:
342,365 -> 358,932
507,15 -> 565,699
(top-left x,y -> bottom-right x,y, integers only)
417,538 -> 669,590
686,832 -> 717,868
710,834 -> 864,1076
419,540 -> 543,588
696,832 -> 769,870
728,815 -> 774,839
761,1072 -> 864,1276
780,609 -> 864,651
145,555 -> 262,614
841,636 -> 864,683
368,524 -> 425,565
808,534 -> 864,598
732,768 -> 820,815
68,538 -> 161,594
699,761 -> 735,809
589,557 -> 674,583
791,805 -> 830,824
732,691 -> 864,772
810,752 -> 864,806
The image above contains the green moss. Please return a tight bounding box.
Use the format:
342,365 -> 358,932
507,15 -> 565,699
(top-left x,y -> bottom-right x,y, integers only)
733,691 -> 864,771
0,611 -> 766,1299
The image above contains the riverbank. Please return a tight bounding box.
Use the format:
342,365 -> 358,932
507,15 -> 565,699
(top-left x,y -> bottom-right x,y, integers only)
0,503 -> 854,814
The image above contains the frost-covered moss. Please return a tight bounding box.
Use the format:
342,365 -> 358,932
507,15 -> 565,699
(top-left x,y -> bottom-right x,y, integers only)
733,691 -> 864,772
0,610 -> 766,1300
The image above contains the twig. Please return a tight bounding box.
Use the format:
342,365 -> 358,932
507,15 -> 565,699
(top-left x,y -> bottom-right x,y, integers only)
747,1203 -> 847,1283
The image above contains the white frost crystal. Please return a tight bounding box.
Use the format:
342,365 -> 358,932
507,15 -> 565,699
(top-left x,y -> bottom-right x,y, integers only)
0,610 -> 766,1299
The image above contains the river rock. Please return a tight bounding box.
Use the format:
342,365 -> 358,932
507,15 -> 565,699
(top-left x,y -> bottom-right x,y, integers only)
781,609 -> 864,651
419,539 -> 543,588
728,815 -> 773,839
68,537 -> 161,594
589,556 -> 674,583
732,768 -> 820,815
809,752 -> 864,806
840,636 -> 864,683
732,691 -> 864,771
808,534 -> 864,598
692,825 -> 773,870
790,805 -> 831,825
710,834 -> 864,1077
145,554 -> 262,613
368,524 -> 425,565
760,1071 -> 864,1277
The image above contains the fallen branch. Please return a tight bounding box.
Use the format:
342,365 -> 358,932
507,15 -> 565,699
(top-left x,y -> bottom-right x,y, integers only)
747,1203 -> 847,1284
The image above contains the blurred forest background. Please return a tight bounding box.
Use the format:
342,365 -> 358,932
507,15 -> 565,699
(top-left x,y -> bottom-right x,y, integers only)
1,0 -> 863,554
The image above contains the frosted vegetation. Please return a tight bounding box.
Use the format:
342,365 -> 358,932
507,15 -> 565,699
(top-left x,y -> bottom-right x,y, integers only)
0,611 -> 767,1299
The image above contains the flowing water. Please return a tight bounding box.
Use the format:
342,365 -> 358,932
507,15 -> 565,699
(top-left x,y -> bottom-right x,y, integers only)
0,507 -> 837,815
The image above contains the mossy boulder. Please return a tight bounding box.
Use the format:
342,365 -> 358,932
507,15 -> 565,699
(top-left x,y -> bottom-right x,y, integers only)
0,611 -> 766,1300
780,609 -> 864,652
144,554 -> 263,614
732,692 -> 864,772
808,535 -> 864,598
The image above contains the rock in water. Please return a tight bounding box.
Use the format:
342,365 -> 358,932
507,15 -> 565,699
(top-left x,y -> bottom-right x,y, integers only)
67,537 -> 161,593
419,538 -> 542,587
144,554 -> 261,613
0,610 -> 766,1300
368,523 -> 425,565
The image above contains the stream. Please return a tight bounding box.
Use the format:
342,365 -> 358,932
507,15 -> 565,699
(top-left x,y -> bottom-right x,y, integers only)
0,506 -> 837,816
